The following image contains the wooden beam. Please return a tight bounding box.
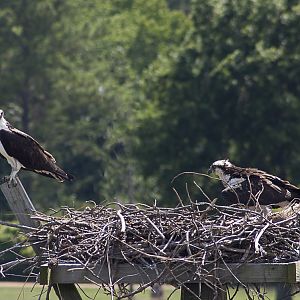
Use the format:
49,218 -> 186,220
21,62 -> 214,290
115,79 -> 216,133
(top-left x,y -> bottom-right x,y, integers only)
219,262 -> 299,284
287,261 -> 300,283
0,177 -> 82,300
39,261 -> 300,285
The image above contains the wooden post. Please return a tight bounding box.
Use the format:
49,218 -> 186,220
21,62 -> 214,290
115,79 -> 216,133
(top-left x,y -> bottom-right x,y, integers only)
181,283 -> 200,300
0,177 -> 82,300
181,283 -> 227,300
0,177 -> 39,229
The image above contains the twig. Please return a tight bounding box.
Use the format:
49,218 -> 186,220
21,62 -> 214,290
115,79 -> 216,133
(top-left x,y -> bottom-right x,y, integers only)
254,224 -> 270,254
117,210 -> 126,233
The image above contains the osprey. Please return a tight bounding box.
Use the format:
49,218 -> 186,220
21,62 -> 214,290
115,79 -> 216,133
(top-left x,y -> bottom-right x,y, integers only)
208,159 -> 300,207
0,109 -> 74,184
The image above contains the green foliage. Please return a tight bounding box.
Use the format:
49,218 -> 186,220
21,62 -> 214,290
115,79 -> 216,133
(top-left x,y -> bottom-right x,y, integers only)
0,225 -> 33,264
0,0 -> 190,210
1,0 -> 300,210
132,0 -> 300,204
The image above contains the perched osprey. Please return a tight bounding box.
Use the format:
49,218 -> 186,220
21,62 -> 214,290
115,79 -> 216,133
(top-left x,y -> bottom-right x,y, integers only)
208,159 -> 300,207
0,109 -> 74,184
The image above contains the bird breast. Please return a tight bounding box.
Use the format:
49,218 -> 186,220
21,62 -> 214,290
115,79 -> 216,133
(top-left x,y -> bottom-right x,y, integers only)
227,177 -> 246,189
215,168 -> 246,189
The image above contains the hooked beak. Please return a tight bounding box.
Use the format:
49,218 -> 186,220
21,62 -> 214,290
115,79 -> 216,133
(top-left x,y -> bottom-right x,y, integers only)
208,166 -> 213,174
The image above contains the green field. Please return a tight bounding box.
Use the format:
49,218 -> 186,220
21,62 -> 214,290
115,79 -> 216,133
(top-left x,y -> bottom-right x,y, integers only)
0,284 -> 179,300
0,284 -> 300,300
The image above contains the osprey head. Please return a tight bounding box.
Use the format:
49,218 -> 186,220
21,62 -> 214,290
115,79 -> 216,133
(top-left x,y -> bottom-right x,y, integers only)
0,109 -> 3,119
208,159 -> 233,176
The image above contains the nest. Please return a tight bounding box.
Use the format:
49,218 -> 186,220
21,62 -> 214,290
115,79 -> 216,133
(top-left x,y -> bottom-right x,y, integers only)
31,202 -> 300,265
1,200 -> 300,299
25,201 -> 300,298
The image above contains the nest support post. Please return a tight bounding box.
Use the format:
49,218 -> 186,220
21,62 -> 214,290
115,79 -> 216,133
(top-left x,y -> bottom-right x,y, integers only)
181,283 -> 227,300
0,177 -> 82,300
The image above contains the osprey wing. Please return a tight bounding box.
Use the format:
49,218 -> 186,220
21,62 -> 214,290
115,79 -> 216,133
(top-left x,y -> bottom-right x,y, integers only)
247,170 -> 300,204
263,173 -> 300,192
0,128 -> 73,182
221,168 -> 300,206
9,126 -> 56,163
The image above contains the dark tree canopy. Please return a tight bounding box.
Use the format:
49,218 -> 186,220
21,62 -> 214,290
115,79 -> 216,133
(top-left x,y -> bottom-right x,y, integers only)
0,0 -> 299,208
132,0 -> 300,204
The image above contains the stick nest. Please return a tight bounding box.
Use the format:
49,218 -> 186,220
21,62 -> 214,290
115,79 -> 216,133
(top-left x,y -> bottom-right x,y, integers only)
2,200 -> 300,299
26,201 -> 300,299
31,202 -> 300,265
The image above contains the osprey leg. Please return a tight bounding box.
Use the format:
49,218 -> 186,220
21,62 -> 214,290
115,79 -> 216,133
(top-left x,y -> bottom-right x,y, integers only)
8,167 -> 20,187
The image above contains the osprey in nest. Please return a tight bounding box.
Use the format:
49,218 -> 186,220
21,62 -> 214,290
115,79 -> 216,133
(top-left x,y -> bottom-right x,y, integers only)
208,159 -> 300,207
0,109 -> 74,185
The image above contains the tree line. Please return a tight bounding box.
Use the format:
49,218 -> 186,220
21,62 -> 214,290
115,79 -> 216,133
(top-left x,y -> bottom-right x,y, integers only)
0,0 -> 300,213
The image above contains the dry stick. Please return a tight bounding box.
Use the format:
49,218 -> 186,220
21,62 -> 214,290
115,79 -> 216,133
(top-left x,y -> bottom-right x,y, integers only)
117,267 -> 168,300
0,220 -> 36,231
254,223 -> 270,254
105,240 -> 114,300
185,182 -> 194,206
117,210 -> 126,233
171,171 -> 219,183
227,284 -> 239,300
76,284 -> 94,300
193,180 -> 213,203
172,187 -> 184,206
38,285 -> 46,300
143,214 -> 165,240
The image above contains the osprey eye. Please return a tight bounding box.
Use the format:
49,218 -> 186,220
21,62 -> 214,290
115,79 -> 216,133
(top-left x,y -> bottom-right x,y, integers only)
208,165 -> 214,174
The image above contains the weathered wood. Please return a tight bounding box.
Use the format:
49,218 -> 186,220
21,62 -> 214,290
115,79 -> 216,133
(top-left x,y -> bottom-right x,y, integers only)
0,177 -> 42,256
53,284 -> 84,299
287,261 -> 300,283
181,283 -> 227,300
0,177 -> 39,231
39,261 -> 300,285
0,177 -> 82,300
181,283 -> 200,300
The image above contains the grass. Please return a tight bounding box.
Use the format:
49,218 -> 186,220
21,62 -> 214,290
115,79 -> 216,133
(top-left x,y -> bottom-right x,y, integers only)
0,284 -> 180,300
0,283 -> 300,299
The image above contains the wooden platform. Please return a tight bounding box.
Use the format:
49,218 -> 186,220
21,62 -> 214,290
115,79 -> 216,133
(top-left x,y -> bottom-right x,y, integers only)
39,261 -> 300,285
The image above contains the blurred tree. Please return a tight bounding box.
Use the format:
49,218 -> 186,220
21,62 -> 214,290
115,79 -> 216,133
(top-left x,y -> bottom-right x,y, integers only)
167,0 -> 191,12
132,0 -> 300,205
0,0 -> 191,210
0,0 -> 64,210
46,0 -> 191,206
0,0 -> 60,130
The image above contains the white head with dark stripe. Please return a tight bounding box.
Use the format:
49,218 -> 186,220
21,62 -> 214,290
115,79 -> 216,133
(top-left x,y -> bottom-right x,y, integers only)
208,159 -> 235,183
0,109 -> 7,128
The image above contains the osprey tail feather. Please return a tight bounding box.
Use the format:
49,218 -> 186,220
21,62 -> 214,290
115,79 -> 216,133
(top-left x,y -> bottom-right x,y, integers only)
29,165 -> 74,182
51,167 -> 74,182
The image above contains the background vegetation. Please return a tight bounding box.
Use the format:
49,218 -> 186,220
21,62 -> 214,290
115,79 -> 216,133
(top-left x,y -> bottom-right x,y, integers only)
0,0 -> 300,209
0,4 -> 299,300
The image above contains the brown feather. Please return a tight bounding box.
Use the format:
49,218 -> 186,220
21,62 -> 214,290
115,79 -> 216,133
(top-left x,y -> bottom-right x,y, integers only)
0,127 -> 73,182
